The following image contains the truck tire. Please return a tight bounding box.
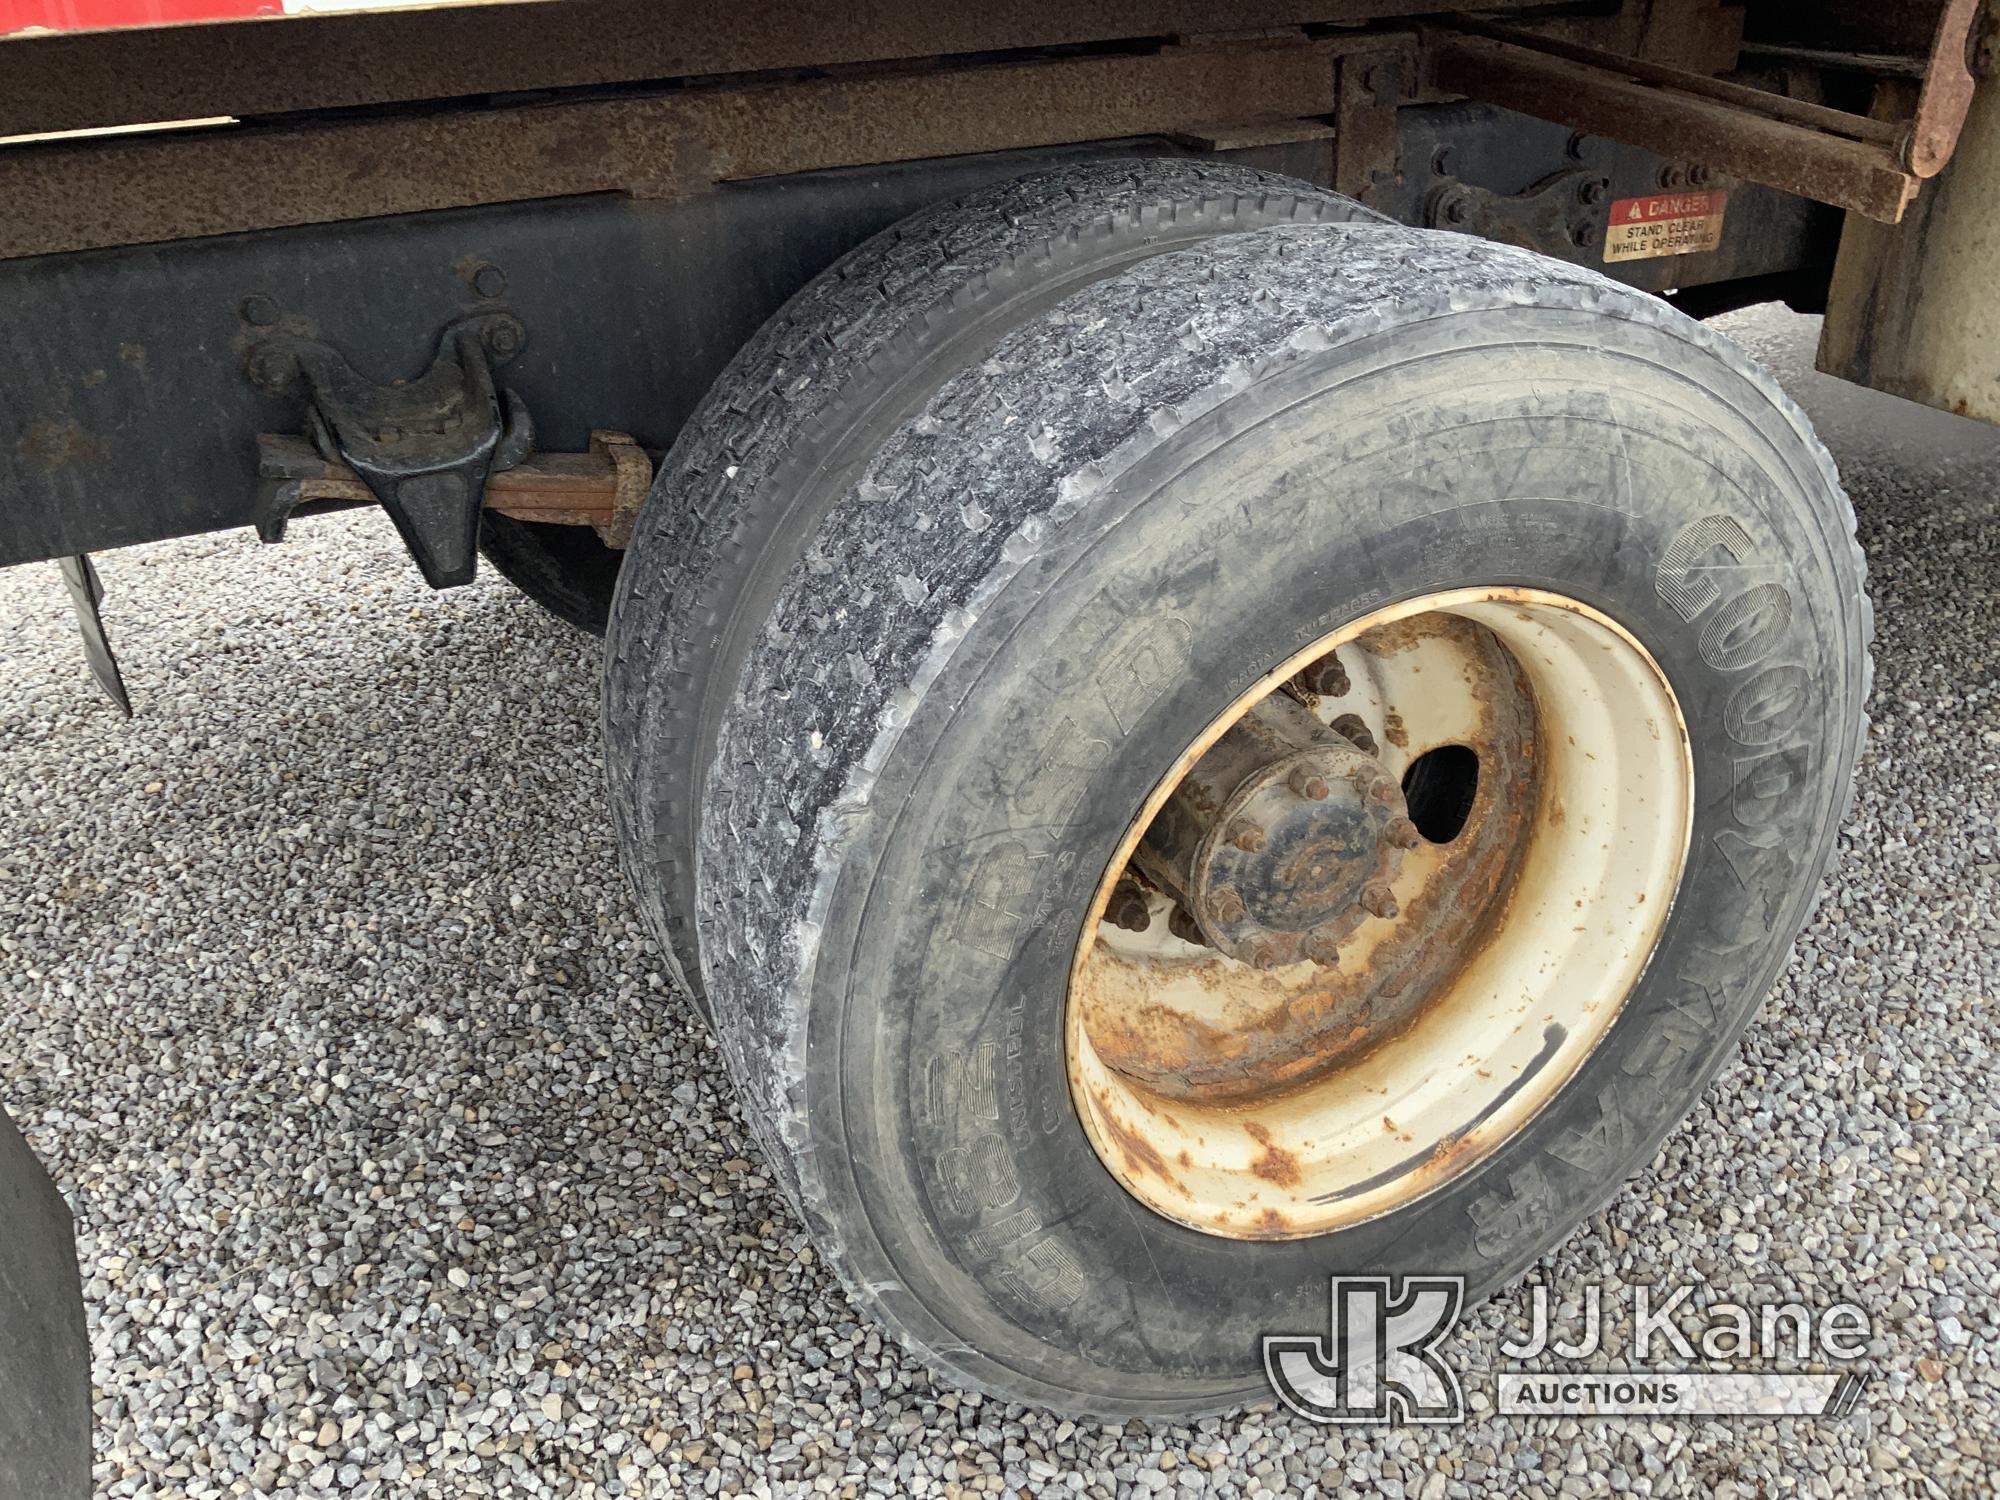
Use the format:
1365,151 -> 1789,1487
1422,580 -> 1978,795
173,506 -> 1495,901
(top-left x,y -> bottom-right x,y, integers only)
481,514 -> 622,635
604,159 -> 1381,1003
611,219 -> 1870,1415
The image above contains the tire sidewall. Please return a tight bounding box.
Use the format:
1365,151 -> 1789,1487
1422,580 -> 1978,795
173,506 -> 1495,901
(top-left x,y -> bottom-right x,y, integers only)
792,306 -> 1864,1410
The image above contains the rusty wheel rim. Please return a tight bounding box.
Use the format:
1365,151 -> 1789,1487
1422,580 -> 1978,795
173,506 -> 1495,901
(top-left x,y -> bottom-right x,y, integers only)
1065,589 -> 1693,1239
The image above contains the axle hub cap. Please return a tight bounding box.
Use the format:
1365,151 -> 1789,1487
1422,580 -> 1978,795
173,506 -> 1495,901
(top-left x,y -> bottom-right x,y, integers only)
1134,694 -> 1407,968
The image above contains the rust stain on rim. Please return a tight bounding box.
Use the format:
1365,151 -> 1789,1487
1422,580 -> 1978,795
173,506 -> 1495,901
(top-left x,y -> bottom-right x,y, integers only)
1073,613 -> 1538,1106
1065,587 -> 1694,1241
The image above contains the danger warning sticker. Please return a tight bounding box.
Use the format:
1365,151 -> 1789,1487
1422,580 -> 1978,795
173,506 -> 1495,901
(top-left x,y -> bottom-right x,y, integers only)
1603,191 -> 1728,262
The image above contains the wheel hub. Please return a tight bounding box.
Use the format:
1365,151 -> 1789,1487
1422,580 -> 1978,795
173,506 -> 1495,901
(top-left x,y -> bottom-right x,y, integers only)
1133,691 -> 1416,968
1068,591 -> 1694,1240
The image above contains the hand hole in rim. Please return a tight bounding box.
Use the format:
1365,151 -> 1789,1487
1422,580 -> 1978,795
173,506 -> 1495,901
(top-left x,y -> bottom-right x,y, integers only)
1401,743 -> 1480,844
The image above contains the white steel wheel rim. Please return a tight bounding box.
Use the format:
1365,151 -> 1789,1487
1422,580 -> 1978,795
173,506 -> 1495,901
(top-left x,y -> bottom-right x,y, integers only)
1065,589 -> 1694,1239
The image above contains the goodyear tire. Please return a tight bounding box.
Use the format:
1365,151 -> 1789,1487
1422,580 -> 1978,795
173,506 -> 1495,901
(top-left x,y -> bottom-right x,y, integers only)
604,160 -> 1382,1003
607,215 -> 1869,1414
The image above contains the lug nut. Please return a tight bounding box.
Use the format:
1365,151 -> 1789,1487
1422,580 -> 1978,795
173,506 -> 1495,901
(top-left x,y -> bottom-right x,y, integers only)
1289,767 -> 1331,801
1360,884 -> 1399,920
1331,714 -> 1378,755
1105,878 -> 1151,932
1386,815 -> 1423,850
1248,942 -> 1284,971
1293,651 -> 1350,699
1229,820 -> 1267,852
1212,888 -> 1247,923
1302,931 -> 1342,968
1369,780 -> 1400,805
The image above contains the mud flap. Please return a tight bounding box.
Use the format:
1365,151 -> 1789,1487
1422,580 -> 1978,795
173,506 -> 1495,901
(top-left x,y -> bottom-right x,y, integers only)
0,1106 -> 89,1499
58,553 -> 131,717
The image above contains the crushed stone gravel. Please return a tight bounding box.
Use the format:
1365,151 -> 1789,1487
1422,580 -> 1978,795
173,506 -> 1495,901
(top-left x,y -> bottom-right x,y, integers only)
0,304 -> 1993,1497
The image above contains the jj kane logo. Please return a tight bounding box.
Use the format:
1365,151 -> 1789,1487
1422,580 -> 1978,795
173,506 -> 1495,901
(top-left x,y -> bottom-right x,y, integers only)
1265,1277 -> 1871,1425
1263,1277 -> 1467,1424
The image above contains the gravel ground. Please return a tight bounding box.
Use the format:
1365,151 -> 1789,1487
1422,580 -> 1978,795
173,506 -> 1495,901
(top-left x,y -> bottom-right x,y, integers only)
0,304 -> 1993,1499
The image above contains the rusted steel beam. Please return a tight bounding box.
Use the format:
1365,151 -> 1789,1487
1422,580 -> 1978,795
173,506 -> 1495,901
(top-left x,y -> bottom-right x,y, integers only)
1485,0 -> 1982,182
1460,20 -> 1904,143
0,37 -> 1374,260
1426,31 -> 1922,222
0,0 -> 1525,139
1736,44 -> 1930,77
1902,0 -> 1980,176
1332,47 -> 1408,205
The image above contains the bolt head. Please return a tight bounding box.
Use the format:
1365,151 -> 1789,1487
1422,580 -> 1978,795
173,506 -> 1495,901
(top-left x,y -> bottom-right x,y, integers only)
1386,815 -> 1423,850
1302,932 -> 1342,968
1330,714 -> 1377,754
1248,942 -> 1284,971
246,347 -> 293,388
1105,881 -> 1151,932
1229,820 -> 1267,853
1297,653 -> 1351,698
1360,884 -> 1399,920
1168,907 -> 1207,947
1212,888 -> 1247,923
1289,767 -> 1331,801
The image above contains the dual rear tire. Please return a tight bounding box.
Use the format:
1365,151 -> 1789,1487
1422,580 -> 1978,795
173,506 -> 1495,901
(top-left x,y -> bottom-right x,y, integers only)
604,162 -> 1869,1414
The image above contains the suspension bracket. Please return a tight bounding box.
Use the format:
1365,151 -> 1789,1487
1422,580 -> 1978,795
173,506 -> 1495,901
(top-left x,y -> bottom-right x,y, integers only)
245,313 -> 533,587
